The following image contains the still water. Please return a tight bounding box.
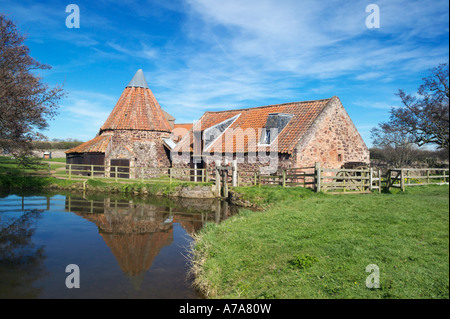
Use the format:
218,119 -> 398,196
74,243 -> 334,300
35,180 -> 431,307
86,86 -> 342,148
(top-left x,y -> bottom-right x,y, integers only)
0,191 -> 236,299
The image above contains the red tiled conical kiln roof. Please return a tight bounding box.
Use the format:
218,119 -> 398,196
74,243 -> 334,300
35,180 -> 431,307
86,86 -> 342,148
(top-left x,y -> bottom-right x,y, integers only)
100,69 -> 171,133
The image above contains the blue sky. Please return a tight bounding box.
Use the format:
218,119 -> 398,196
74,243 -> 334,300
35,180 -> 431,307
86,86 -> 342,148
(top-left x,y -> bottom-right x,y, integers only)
1,0 -> 448,147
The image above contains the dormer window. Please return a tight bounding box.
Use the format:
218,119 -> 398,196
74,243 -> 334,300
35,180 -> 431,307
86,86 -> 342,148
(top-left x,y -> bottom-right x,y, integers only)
203,114 -> 241,150
259,113 -> 293,145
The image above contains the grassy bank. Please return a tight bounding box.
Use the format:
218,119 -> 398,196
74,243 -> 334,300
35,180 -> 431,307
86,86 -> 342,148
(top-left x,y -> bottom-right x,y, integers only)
190,185 -> 449,299
0,173 -> 214,196
0,156 -> 214,197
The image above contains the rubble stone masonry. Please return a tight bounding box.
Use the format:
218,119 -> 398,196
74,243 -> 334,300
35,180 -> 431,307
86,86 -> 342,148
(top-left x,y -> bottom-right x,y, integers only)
294,98 -> 370,169
105,130 -> 171,169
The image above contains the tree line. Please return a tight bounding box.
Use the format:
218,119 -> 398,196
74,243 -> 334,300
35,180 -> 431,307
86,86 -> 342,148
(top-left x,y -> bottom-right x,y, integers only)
32,139 -> 84,151
369,147 -> 448,168
371,62 -> 449,168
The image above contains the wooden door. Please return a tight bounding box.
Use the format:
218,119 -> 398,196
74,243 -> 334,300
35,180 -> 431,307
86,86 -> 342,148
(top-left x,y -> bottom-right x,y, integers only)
110,159 -> 130,179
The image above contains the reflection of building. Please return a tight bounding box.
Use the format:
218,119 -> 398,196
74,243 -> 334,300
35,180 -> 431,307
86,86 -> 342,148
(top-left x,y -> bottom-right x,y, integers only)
64,196 -> 233,290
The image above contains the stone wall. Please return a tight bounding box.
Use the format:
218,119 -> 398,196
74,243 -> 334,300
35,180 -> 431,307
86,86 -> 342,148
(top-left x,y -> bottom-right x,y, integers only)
172,153 -> 295,183
104,130 -> 172,176
170,98 -> 369,173
294,97 -> 370,169
32,150 -> 68,158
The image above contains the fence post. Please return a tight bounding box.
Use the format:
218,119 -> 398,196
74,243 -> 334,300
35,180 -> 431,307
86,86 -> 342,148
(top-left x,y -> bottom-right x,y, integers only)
400,169 -> 405,192
254,171 -> 257,186
406,170 -> 410,186
427,170 -> 430,184
69,164 -> 72,180
91,165 -> 94,179
386,170 -> 391,191
369,168 -> 373,191
222,169 -> 229,197
315,162 -> 321,192
282,169 -> 286,188
215,168 -> 220,195
115,166 -> 118,182
232,160 -> 237,187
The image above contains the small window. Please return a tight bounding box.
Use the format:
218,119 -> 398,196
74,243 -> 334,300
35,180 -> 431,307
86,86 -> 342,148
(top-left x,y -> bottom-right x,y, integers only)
264,129 -> 271,144
338,154 -> 342,162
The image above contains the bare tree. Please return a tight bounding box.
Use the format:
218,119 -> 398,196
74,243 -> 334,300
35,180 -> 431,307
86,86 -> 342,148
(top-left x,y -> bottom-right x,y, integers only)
391,63 -> 449,150
371,123 -> 417,167
0,14 -> 65,158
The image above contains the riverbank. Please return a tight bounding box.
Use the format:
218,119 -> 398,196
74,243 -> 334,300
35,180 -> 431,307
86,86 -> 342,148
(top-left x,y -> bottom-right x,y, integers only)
0,174 -> 217,199
189,185 -> 449,299
0,156 -> 218,199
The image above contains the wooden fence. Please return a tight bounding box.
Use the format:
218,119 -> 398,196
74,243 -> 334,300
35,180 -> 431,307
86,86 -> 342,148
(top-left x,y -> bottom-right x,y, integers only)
235,163 -> 448,194
64,163 -> 211,184
317,167 -> 372,194
237,167 -> 316,188
386,168 -> 449,192
5,160 -> 447,194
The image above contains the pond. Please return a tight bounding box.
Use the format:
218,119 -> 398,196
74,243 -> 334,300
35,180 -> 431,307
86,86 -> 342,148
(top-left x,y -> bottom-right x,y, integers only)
0,191 -> 237,299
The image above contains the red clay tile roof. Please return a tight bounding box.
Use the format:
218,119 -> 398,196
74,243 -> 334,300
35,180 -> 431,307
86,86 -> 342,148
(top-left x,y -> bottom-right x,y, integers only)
173,123 -> 193,131
100,86 -> 171,133
174,97 -> 334,155
65,134 -> 112,154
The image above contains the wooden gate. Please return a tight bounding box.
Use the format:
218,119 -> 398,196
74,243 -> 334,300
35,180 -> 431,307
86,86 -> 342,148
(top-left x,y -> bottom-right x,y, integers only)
318,166 -> 371,194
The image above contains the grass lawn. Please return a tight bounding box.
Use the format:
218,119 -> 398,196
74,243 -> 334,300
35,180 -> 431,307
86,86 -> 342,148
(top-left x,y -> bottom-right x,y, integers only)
42,157 -> 66,163
190,185 -> 449,299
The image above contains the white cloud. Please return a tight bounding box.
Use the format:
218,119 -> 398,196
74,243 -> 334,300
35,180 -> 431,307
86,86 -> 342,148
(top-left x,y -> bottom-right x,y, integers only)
53,90 -> 116,139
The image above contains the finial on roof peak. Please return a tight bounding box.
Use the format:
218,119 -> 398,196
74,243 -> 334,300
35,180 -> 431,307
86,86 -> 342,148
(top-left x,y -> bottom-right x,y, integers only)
126,69 -> 149,89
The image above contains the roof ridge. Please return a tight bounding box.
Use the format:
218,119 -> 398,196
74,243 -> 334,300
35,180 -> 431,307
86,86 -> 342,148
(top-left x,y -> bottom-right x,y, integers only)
204,97 -> 334,114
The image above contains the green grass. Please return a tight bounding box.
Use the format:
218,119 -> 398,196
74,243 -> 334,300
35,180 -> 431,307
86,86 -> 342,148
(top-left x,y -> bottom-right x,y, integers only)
0,156 -> 213,194
190,185 -> 449,299
41,157 -> 66,163
230,185 -> 316,208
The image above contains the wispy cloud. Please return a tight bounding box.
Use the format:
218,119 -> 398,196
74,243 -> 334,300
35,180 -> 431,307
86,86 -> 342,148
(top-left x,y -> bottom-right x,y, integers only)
52,90 -> 116,139
2,0 -> 447,142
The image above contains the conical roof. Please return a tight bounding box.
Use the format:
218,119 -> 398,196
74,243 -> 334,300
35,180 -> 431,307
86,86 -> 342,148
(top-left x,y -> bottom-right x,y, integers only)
100,70 -> 171,133
127,69 -> 149,89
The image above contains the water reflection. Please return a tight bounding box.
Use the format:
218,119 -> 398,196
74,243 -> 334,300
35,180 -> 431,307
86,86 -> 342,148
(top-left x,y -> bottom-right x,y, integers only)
67,196 -> 234,292
0,206 -> 46,298
0,193 -> 236,298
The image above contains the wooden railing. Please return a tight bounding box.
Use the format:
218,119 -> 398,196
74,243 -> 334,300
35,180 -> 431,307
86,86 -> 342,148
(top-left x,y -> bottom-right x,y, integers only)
64,163 -> 211,183
6,160 -> 447,194
236,167 -> 316,188
386,168 -> 449,192
318,167 -> 372,194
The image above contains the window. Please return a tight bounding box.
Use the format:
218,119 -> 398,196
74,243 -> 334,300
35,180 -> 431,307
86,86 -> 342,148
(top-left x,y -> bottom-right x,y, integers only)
264,129 -> 271,144
203,114 -> 241,150
259,113 -> 293,145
